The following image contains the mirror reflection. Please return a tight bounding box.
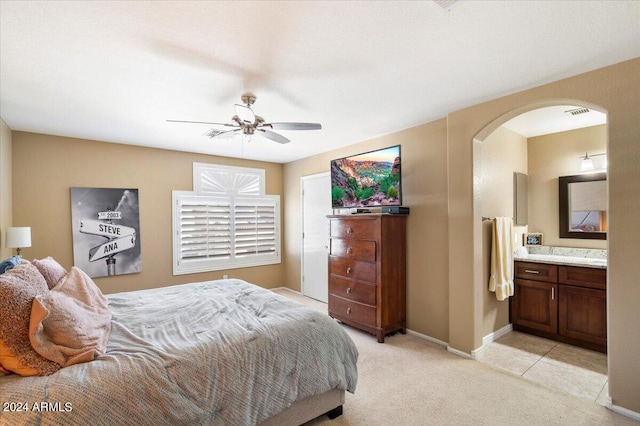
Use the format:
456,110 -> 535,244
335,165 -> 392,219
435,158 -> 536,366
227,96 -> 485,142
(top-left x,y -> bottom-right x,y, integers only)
559,173 -> 607,240
569,180 -> 607,232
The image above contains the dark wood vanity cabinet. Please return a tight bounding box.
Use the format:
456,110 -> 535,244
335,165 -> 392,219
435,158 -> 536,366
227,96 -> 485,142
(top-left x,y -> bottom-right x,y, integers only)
512,261 -> 607,353
558,266 -> 607,349
511,278 -> 558,334
327,214 -> 407,343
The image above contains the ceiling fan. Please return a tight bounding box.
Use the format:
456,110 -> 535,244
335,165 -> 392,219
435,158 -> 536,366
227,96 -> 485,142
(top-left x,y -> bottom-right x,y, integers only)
167,93 -> 322,144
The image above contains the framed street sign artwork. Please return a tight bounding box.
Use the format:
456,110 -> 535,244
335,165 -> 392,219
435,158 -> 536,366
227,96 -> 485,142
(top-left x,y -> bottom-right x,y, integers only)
70,187 -> 142,278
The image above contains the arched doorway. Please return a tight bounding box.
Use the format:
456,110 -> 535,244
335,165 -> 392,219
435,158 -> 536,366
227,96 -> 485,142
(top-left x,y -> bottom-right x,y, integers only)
472,100 -> 609,403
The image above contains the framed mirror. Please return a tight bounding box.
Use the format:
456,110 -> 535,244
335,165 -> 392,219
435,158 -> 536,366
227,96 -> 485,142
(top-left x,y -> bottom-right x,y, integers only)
559,173 -> 607,240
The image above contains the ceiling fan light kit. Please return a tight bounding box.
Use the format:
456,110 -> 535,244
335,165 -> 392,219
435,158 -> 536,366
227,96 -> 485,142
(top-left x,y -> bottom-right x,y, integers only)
168,92 -> 322,144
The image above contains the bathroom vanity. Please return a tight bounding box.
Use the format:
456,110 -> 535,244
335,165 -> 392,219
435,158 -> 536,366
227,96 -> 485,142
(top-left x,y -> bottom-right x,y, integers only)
512,249 -> 607,353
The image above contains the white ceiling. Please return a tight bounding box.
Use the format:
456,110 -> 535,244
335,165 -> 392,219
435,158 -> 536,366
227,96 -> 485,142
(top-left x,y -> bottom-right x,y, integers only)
1,1 -> 639,163
502,105 -> 607,138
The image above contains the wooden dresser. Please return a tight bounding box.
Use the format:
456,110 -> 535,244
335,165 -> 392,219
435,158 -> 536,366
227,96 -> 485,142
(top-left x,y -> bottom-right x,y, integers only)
327,214 -> 407,343
511,260 -> 607,353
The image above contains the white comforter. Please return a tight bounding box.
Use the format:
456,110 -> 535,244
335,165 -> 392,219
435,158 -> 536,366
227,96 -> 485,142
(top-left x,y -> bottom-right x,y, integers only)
0,279 -> 358,425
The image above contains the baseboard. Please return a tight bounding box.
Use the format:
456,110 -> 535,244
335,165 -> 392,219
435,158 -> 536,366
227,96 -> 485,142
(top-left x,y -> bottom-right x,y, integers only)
442,324 -> 514,360
271,286 -> 300,294
482,323 -> 513,346
405,330 -> 472,359
462,324 -> 515,359
446,346 -> 474,359
606,397 -> 640,421
406,329 -> 448,348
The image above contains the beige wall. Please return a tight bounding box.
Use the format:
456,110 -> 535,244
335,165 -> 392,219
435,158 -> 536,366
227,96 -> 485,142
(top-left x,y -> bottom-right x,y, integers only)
12,132 -> 285,294
528,125 -> 607,249
479,126 -> 527,338
0,119 -> 12,259
284,119 -> 450,342
448,57 -> 640,412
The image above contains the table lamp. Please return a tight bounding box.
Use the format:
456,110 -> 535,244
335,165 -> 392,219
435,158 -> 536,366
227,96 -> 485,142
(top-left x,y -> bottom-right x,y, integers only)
6,227 -> 31,257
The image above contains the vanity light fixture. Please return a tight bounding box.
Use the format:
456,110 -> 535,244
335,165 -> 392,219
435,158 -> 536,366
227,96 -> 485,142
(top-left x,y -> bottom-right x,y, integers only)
580,153 -> 594,171
580,152 -> 606,172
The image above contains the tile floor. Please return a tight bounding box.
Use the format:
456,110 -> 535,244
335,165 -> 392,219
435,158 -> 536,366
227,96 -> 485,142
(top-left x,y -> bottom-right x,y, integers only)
273,288 -> 610,407
476,331 -> 609,405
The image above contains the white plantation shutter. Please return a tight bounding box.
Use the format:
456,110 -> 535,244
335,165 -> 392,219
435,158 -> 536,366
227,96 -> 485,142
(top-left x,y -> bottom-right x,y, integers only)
234,199 -> 277,258
177,196 -> 231,262
173,164 -> 280,275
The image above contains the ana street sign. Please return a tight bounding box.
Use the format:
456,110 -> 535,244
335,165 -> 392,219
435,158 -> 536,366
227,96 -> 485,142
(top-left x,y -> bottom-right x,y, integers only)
80,219 -> 135,239
89,234 -> 136,262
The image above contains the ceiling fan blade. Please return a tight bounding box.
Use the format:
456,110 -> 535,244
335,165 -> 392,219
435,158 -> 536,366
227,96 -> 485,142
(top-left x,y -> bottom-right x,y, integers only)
257,129 -> 290,144
262,122 -> 322,131
234,104 -> 256,124
204,128 -> 240,139
167,119 -> 237,127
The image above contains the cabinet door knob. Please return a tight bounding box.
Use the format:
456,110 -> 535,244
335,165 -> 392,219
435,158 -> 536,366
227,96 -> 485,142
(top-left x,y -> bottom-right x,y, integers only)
347,307 -> 352,314
346,227 -> 353,234
346,287 -> 352,294
347,246 -> 353,253
346,267 -> 352,274
551,287 -> 555,300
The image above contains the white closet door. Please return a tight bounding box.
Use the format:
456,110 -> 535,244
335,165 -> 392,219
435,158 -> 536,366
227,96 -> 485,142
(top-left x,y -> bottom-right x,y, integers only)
301,172 -> 331,302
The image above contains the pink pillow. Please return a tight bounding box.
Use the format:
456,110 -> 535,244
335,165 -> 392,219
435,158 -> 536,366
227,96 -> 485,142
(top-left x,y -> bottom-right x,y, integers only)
0,263 -> 61,376
30,266 -> 112,367
33,257 -> 67,290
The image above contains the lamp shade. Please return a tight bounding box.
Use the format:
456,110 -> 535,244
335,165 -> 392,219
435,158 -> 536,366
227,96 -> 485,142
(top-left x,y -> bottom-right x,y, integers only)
6,227 -> 32,249
580,152 -> 595,172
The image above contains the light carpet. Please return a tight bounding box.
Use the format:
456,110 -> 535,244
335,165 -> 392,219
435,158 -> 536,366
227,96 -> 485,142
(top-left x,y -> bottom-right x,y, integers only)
273,288 -> 637,426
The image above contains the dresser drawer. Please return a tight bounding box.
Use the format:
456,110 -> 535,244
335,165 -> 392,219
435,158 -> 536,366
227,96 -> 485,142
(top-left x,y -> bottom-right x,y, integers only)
329,295 -> 376,325
329,275 -> 376,305
330,239 -> 376,261
329,256 -> 376,282
330,218 -> 376,240
559,265 -> 606,290
515,261 -> 558,283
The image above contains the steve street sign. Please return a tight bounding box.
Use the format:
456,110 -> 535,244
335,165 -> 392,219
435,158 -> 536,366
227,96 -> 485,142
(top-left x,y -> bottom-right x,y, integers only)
80,219 -> 135,239
89,234 -> 136,262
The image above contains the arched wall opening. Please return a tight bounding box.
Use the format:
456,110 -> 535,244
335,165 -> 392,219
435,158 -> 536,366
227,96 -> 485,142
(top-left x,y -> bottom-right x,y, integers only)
471,99 -> 608,352
445,58 -> 639,415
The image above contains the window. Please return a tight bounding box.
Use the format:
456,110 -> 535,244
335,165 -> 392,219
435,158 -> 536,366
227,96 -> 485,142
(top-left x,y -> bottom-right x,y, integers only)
173,164 -> 280,275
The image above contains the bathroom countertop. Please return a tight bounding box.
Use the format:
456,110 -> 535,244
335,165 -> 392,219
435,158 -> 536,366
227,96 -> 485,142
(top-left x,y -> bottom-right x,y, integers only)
514,253 -> 607,269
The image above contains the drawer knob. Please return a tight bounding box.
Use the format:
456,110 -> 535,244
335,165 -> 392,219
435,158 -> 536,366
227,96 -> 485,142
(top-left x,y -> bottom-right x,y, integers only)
347,307 -> 352,314
346,227 -> 353,234
347,246 -> 353,253
346,287 -> 352,294
524,269 -> 540,274
346,267 -> 352,274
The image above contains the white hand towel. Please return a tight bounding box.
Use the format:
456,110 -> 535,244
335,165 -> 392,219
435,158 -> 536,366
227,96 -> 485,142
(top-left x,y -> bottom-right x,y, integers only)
488,217 -> 514,301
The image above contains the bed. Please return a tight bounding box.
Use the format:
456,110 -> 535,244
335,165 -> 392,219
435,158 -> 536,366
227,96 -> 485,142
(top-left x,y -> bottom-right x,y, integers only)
0,271 -> 358,426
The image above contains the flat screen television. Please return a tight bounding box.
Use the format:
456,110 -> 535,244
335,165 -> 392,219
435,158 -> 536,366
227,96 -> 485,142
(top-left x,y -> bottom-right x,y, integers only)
330,144 -> 402,208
